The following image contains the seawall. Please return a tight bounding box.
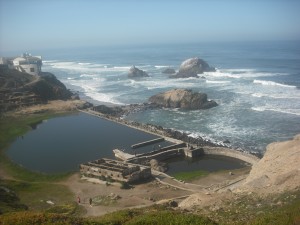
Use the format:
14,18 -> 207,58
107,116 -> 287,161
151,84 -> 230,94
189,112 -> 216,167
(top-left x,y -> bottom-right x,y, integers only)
203,146 -> 259,165
79,108 -> 260,165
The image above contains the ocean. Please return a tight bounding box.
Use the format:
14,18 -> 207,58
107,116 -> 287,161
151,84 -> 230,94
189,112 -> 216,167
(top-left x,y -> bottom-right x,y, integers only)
42,41 -> 300,153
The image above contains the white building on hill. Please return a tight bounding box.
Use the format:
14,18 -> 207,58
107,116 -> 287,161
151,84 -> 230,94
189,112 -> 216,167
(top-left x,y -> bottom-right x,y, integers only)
0,53 -> 42,76
12,53 -> 42,76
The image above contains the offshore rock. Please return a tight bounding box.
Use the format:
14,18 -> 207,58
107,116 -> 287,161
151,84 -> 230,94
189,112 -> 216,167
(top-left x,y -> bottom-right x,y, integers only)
128,66 -> 149,78
162,68 -> 176,74
148,89 -> 217,110
171,57 -> 215,78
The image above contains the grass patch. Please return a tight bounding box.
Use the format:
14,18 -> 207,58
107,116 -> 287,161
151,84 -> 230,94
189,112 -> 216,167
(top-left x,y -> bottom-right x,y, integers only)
205,189 -> 300,225
45,203 -> 83,216
172,170 -> 209,181
0,179 -> 76,213
249,192 -> 300,225
0,205 -> 218,225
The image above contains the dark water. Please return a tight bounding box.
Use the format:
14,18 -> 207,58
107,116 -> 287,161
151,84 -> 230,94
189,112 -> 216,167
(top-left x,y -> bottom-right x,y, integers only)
7,113 -> 244,174
7,113 -> 166,173
166,155 -> 246,175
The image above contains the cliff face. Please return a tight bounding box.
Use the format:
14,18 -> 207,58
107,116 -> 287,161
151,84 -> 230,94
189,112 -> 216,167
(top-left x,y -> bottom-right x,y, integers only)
0,69 -> 72,112
241,134 -> 300,193
26,72 -> 72,101
149,89 -> 217,110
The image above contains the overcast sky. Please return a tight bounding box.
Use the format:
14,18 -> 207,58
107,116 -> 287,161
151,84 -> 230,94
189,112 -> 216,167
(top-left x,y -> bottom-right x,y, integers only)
1,0 -> 300,53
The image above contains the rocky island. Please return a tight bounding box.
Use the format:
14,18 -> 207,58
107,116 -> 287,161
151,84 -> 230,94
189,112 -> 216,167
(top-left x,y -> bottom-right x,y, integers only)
128,66 -> 149,78
148,88 -> 218,110
162,68 -> 176,74
170,57 -> 215,78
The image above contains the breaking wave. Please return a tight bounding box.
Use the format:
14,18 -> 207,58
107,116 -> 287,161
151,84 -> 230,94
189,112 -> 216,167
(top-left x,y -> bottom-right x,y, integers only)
253,80 -> 296,88
251,106 -> 300,116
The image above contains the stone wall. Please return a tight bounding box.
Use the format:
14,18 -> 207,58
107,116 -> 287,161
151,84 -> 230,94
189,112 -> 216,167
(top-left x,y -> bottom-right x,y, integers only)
203,146 -> 260,165
80,158 -> 151,183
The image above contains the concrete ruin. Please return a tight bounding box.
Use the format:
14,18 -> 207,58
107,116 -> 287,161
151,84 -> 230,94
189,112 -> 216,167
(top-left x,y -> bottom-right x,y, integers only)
80,158 -> 151,183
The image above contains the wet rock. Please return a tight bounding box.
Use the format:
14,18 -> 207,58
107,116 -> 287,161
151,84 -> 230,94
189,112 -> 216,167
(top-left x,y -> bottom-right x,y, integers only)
149,89 -> 218,110
168,200 -> 178,207
149,159 -> 168,172
171,57 -> 215,78
162,68 -> 176,74
128,66 -> 149,78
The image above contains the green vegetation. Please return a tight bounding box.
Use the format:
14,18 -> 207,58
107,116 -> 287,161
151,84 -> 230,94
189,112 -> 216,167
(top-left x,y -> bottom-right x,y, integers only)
0,178 -> 80,215
249,201 -> 300,225
120,181 -> 131,189
0,205 -> 217,225
204,189 -> 300,225
172,170 -> 209,181
0,113 -> 78,216
92,195 -> 118,206
0,181 -> 28,214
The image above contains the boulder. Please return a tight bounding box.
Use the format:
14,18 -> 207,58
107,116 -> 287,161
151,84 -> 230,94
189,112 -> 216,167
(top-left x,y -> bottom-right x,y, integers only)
171,57 -> 215,78
149,159 -> 168,172
128,66 -> 149,78
149,89 -> 217,110
162,68 -> 176,74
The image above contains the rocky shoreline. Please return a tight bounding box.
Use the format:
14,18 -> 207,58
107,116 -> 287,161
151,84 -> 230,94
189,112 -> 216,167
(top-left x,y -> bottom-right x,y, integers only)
88,105 -> 262,159
0,67 -> 260,158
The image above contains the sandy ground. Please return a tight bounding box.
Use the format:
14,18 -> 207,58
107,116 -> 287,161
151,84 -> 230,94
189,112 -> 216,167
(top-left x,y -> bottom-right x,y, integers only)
61,173 -> 191,217
60,166 -> 252,217
4,100 -> 88,117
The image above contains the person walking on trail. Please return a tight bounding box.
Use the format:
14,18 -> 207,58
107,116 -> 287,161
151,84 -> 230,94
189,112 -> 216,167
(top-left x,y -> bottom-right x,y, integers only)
89,197 -> 93,207
77,196 -> 81,204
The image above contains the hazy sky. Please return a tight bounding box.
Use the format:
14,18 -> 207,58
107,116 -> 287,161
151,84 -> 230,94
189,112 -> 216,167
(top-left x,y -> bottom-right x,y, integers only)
0,0 -> 300,53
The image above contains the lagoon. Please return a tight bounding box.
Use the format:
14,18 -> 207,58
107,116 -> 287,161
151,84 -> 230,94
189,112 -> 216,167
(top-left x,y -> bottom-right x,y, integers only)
7,112 -> 245,174
7,113 -> 166,173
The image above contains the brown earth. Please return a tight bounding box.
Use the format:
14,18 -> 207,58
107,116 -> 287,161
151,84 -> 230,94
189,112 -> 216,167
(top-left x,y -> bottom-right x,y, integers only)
4,100 -> 89,117
239,134 -> 300,194
61,173 -> 191,217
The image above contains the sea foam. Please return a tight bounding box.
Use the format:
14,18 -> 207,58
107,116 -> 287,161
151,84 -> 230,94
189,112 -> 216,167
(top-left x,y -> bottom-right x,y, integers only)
253,80 -> 296,88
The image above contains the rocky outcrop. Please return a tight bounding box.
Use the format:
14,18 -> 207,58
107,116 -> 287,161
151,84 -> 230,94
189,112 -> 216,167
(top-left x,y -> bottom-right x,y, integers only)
241,134 -> 300,193
0,69 -> 73,112
148,89 -> 217,110
128,66 -> 149,78
26,72 -> 72,101
162,68 -> 176,74
149,159 -> 168,172
171,58 -> 215,78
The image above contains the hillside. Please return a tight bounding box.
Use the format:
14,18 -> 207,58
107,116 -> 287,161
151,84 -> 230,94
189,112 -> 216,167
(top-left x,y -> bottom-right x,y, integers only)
241,134 -> 300,193
0,68 -> 73,113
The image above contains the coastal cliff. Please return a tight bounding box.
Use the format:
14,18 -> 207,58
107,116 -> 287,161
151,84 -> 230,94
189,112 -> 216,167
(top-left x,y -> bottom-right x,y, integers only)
0,68 -> 73,112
